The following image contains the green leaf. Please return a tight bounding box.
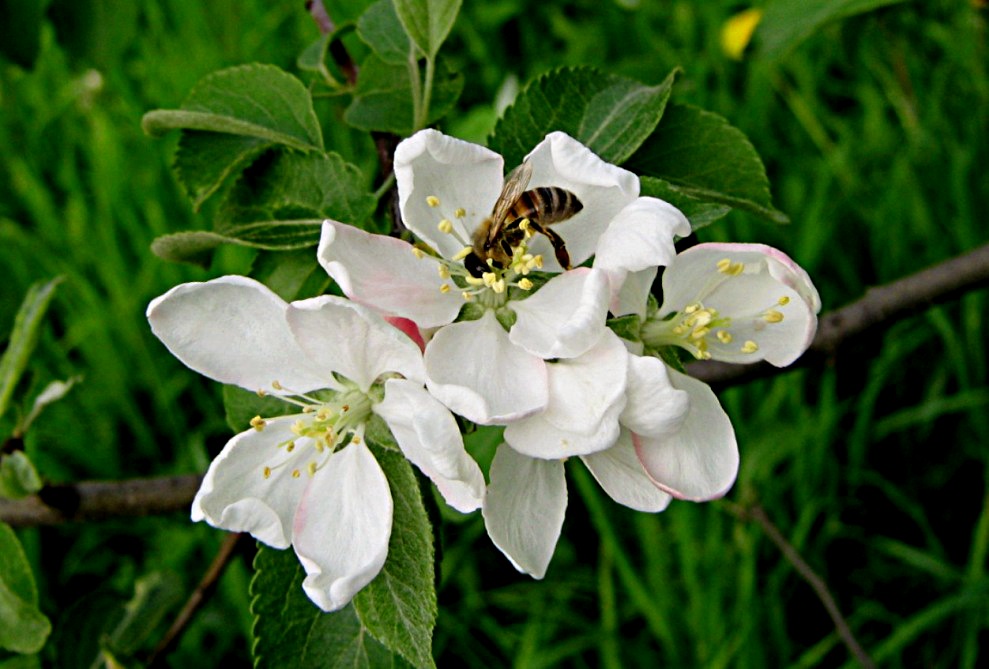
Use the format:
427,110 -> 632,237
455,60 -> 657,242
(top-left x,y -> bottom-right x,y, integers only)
0,277 -> 62,421
344,55 -> 463,135
358,0 -> 411,65
298,34 -> 332,73
639,176 -> 731,232
142,64 -> 324,152
756,0 -> 910,59
606,314 -> 642,344
174,131 -> 273,211
250,546 -> 404,669
489,67 -> 678,167
0,452 -> 42,500
250,249 -> 329,302
0,653 -> 40,669
17,376 -> 81,436
393,0 -> 462,59
625,103 -> 789,224
103,571 -> 183,657
354,449 -> 437,669
0,522 -> 50,654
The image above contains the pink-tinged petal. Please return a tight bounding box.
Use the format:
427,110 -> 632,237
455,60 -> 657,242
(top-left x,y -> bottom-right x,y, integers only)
394,129 -> 505,258
660,243 -> 819,367
192,416 -> 311,548
425,311 -> 548,424
504,331 -> 628,459
386,317 -> 426,352
581,431 -> 672,512
318,220 -> 462,328
374,379 -> 485,512
293,442 -> 392,612
522,132 -> 640,268
482,444 -> 567,579
510,268 -> 610,359
635,369 -> 738,501
621,355 -> 689,438
147,276 -> 329,393
287,296 -> 425,390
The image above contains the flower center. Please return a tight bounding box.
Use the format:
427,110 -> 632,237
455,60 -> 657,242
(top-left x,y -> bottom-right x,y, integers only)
415,194 -> 544,308
641,257 -> 792,360
250,379 -> 375,481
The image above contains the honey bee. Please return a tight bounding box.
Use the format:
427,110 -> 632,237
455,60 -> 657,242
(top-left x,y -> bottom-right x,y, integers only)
464,161 -> 584,278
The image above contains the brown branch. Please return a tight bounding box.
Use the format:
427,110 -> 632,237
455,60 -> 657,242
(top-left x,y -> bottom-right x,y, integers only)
688,242 -> 989,388
146,532 -> 247,668
728,503 -> 876,669
0,474 -> 201,527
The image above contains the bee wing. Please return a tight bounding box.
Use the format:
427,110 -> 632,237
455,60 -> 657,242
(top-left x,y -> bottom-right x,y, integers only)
488,160 -> 533,239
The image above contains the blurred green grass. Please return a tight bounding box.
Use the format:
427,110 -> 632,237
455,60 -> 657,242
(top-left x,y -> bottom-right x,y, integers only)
1,0 -> 986,666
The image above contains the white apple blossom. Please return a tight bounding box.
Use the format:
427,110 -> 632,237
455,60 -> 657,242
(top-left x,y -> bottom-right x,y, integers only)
319,129 -> 689,426
642,243 -> 821,366
146,276 -> 484,612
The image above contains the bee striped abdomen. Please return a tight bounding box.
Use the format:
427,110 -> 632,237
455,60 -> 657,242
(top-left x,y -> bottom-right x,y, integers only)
509,187 -> 583,225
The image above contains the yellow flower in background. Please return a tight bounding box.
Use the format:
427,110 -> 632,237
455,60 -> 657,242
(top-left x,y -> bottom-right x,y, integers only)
721,8 -> 763,60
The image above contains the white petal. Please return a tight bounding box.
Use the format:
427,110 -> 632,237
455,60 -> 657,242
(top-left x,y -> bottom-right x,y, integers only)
374,379 -> 485,512
482,444 -> 567,579
504,331 -> 628,459
593,197 -> 690,316
521,132 -> 640,268
621,355 -> 689,438
318,220 -> 463,328
287,295 -> 425,391
510,268 -> 610,359
581,431 -> 672,512
424,311 -> 548,424
635,369 -> 738,501
394,129 -> 505,258
192,416 -> 312,548
293,442 -> 392,612
660,243 -> 820,367
148,276 -> 330,393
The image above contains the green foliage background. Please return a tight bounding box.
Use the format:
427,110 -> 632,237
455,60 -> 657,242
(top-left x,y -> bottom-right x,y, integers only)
0,0 -> 986,666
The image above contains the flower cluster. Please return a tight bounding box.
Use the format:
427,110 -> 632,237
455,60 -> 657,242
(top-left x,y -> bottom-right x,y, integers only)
148,130 -> 820,610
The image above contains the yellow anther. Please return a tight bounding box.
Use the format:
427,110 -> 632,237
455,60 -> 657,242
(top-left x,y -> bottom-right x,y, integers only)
263,466 -> 271,479
691,327 -> 711,341
716,330 -> 733,344
316,407 -> 331,421
462,291 -> 473,301
684,303 -> 700,314
492,279 -> 507,294
482,272 -> 498,287
256,388 -> 267,397
454,207 -> 466,218
764,310 -> 784,323
292,419 -> 306,435
533,255 -> 544,269
412,247 -> 424,259
453,246 -> 473,261
271,380 -> 283,390
250,415 -> 266,431
302,406 -> 314,413
717,258 -> 732,273
352,436 -> 362,445
292,469 -> 301,478
438,219 -> 453,234
440,284 -> 451,294
465,275 -> 484,286
426,195 -> 440,207
672,325 -> 687,335
778,296 -> 790,306
438,265 -> 451,279
307,462 -> 318,477
519,278 -> 534,291
741,340 -> 759,354
286,441 -> 296,453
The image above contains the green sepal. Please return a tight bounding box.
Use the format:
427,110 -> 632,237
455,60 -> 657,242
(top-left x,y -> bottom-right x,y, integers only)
606,314 -> 642,344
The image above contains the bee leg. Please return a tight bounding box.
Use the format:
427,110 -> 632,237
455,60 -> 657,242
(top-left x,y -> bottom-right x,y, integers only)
529,221 -> 571,270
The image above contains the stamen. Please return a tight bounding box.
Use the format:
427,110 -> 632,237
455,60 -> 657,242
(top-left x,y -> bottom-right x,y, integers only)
426,195 -> 440,207
741,340 -> 759,354
440,284 -> 451,294
462,291 -> 473,301
272,380 -> 284,390
438,219 -> 453,234
518,278 -> 534,291
454,207 -> 466,218
250,416 -> 266,431
286,441 -> 295,452
778,296 -> 790,306
438,265 -> 451,279
307,462 -> 318,477
256,388 -> 267,397
465,276 -> 484,286
533,255 -> 544,269
716,330 -> 733,344
763,310 -> 784,323
292,469 -> 301,478
453,246 -> 473,261
412,247 -> 424,259
263,466 -> 271,479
